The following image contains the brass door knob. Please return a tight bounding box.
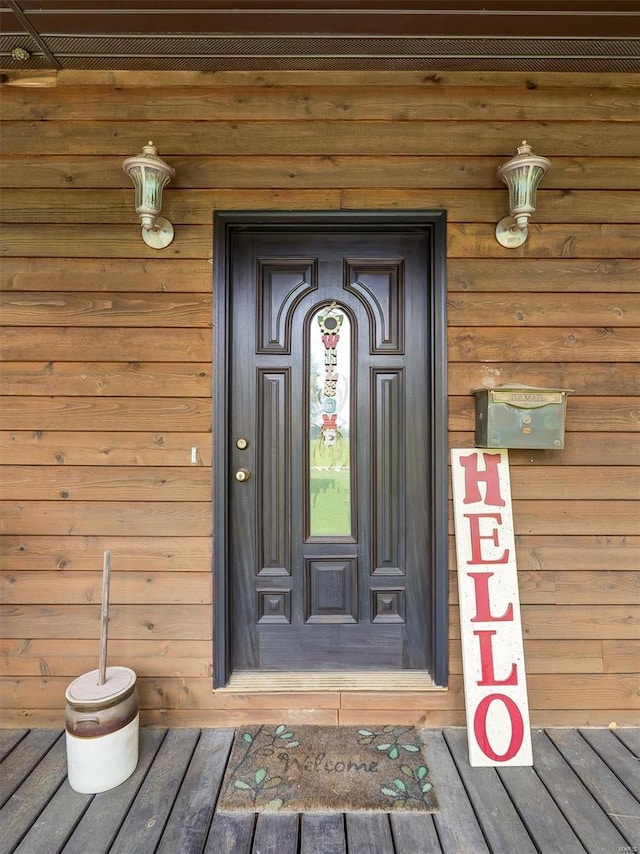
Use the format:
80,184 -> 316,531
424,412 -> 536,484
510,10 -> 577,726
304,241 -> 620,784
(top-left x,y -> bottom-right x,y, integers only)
234,467 -> 251,482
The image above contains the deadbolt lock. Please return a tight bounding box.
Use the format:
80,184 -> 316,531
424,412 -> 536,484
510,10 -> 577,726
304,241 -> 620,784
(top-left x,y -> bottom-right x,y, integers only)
234,467 -> 251,482
235,437 -> 249,450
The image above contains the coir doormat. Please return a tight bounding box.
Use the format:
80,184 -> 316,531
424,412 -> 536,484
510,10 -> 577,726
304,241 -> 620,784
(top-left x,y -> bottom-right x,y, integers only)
217,724 -> 438,813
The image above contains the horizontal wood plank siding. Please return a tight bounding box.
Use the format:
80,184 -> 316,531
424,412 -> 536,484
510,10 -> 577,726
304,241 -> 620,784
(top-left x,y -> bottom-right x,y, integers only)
1,69 -> 638,728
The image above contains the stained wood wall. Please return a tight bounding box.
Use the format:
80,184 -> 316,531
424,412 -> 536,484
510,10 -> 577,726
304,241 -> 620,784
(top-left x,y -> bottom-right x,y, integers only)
1,69 -> 639,728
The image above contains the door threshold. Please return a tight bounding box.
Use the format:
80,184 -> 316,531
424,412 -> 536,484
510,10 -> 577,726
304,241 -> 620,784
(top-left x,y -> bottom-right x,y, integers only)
218,671 -> 445,693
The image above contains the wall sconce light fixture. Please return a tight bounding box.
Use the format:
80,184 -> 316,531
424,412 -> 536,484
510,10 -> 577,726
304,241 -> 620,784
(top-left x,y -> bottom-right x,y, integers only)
123,141 -> 175,249
495,140 -> 550,248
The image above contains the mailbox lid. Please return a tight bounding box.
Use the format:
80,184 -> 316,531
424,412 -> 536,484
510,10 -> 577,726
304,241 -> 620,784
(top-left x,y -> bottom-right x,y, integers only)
471,383 -> 573,408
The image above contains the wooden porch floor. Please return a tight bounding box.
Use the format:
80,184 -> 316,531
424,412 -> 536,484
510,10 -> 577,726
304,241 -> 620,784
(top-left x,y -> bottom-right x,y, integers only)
1,727 -> 639,853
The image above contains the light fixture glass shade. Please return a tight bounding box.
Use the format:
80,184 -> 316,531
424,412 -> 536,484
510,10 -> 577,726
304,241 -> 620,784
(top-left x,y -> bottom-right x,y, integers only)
495,141 -> 550,248
123,141 -> 175,248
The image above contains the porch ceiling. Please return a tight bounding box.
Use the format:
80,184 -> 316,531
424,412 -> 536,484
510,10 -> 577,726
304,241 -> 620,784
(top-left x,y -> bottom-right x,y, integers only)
1,1 -> 639,74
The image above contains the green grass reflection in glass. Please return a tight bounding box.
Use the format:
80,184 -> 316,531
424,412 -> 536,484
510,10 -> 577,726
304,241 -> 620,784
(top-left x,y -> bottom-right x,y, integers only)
309,467 -> 351,536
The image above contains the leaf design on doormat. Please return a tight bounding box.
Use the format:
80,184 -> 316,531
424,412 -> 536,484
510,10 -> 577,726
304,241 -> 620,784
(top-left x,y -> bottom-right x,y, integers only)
357,726 -> 435,808
234,725 -> 299,769
380,762 -> 434,808
357,725 -> 420,759
233,767 -> 285,805
229,724 -> 299,806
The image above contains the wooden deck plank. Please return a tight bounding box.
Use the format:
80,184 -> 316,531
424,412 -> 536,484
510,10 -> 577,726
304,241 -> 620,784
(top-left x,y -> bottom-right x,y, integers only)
0,735 -> 67,854
531,729 -> 629,853
613,727 -> 640,759
0,729 -> 28,762
497,758 -> 586,853
580,729 -> 640,801
418,730 -> 489,853
252,812 -> 299,853
156,728 -> 235,854
0,729 -> 61,807
107,728 -> 201,854
13,779 -> 93,854
62,727 -> 167,854
300,813 -> 347,854
204,810 -> 255,853
546,728 -> 640,846
345,813 -> 394,853
388,813 -> 442,853
579,727 -> 640,802
444,728 -> 537,854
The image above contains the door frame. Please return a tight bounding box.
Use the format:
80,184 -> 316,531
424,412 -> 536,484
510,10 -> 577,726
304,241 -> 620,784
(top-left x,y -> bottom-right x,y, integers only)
213,211 -> 448,688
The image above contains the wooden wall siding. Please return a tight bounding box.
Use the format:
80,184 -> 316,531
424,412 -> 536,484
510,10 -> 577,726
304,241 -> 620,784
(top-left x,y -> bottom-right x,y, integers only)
1,70 -> 639,728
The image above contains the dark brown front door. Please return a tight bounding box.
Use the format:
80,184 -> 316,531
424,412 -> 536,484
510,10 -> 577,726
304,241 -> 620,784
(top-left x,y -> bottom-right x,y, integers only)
214,213 -> 448,687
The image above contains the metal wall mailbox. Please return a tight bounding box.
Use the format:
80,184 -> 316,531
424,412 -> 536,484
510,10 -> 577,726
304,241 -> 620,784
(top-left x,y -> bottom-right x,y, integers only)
472,384 -> 572,450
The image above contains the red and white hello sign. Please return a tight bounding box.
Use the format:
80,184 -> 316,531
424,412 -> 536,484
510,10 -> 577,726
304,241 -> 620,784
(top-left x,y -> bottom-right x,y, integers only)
451,449 -> 533,767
